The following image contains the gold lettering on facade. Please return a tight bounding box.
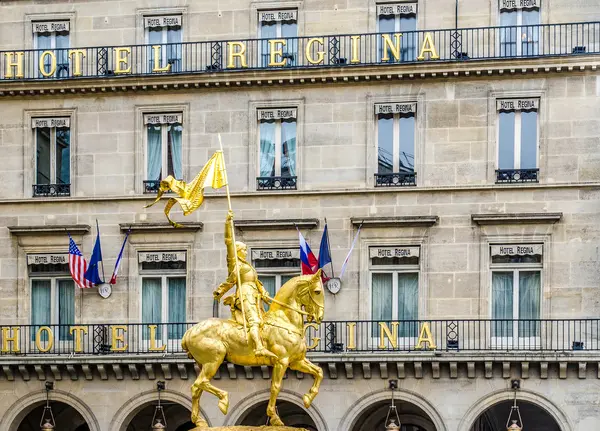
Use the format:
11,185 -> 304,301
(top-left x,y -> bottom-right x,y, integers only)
152,46 -> 171,72
68,49 -> 86,76
39,51 -> 57,77
226,41 -> 248,69
346,322 -> 356,350
304,322 -> 320,350
35,326 -> 53,353
381,34 -> 402,62
268,39 -> 287,67
110,325 -> 128,351
305,38 -> 325,65
4,52 -> 24,79
69,326 -> 88,353
414,322 -> 437,349
1,327 -> 20,353
417,32 -> 440,60
378,322 -> 399,349
148,324 -> 167,351
114,47 -> 131,74
350,35 -> 361,63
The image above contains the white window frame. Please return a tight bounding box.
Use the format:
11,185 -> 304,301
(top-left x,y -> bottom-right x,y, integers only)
144,16 -> 183,71
376,3 -> 418,63
369,250 -> 420,349
30,275 -> 76,352
496,107 -> 539,171
499,7 -> 540,57
253,250 -> 301,297
375,110 -> 416,174
257,9 -> 298,67
144,116 -> 183,181
489,247 -> 542,349
33,22 -> 70,78
33,120 -> 71,187
139,262 -> 187,349
257,116 -> 297,178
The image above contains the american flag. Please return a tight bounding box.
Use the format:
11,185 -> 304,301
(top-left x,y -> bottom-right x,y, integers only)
69,237 -> 93,289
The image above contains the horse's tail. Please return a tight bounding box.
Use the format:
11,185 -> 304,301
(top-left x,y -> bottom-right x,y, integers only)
181,327 -> 194,360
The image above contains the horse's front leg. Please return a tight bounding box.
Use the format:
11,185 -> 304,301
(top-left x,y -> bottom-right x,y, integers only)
266,361 -> 288,426
289,357 -> 323,408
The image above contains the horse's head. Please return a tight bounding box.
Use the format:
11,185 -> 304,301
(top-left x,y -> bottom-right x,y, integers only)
295,269 -> 325,324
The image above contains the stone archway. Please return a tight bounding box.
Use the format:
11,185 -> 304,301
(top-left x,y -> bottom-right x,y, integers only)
338,389 -> 447,431
15,401 -> 89,431
470,400 -> 561,431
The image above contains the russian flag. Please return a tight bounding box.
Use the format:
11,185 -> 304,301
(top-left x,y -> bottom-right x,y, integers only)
299,231 -> 319,275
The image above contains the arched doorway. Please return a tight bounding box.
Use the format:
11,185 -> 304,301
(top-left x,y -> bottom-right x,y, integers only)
123,401 -> 194,431
470,400 -> 561,431
16,401 -> 90,431
237,400 -> 318,431
351,399 -> 436,431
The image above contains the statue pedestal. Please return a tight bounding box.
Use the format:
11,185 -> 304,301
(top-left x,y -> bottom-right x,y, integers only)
191,427 -> 308,431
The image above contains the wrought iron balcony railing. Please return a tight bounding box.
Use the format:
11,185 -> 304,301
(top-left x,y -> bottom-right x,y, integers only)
32,183 -> 70,197
1,319 -> 600,356
495,168 -> 539,183
257,176 -> 297,190
375,172 -> 417,187
1,22 -> 599,81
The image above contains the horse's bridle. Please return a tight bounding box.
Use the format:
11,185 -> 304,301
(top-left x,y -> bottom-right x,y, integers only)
263,281 -> 324,317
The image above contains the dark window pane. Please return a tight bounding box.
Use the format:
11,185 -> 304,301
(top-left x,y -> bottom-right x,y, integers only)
55,127 -> 70,184
378,116 -> 394,173
399,115 -> 415,172
36,128 -> 51,184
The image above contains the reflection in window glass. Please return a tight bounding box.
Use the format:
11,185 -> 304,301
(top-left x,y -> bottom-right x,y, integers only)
498,111 -> 516,169
378,116 -> 394,174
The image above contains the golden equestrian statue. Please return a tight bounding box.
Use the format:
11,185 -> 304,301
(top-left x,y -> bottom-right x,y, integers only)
182,212 -> 325,428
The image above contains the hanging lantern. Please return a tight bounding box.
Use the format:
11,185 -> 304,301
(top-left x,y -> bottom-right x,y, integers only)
507,420 -> 523,431
384,380 -> 401,431
40,382 -> 56,431
151,381 -> 167,431
505,387 -> 524,431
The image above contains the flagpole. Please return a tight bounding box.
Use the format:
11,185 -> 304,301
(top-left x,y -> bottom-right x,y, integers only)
325,217 -> 335,277
96,219 -> 106,284
218,134 -> 248,338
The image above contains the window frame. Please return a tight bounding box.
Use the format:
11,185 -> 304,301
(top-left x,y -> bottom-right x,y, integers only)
251,247 -> 301,298
375,3 -> 418,62
34,124 -> 71,186
257,117 -> 297,178
498,4 -> 541,57
489,244 -> 543,348
257,9 -> 299,67
143,15 -> 183,72
143,117 -> 184,181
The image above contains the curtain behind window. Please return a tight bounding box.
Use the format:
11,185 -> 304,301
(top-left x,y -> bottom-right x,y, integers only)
260,22 -> 277,67
281,120 -> 296,176
147,125 -> 162,180
259,122 -> 276,177
399,116 -> 415,173
148,28 -> 162,72
378,16 -> 395,61
519,271 -> 540,337
372,273 -> 393,337
167,124 -> 183,179
32,280 -> 51,341
520,111 -> 537,169
492,272 -> 513,337
142,278 -> 162,340
282,22 -> 298,65
36,34 -> 51,78
521,10 -> 540,56
261,276 -> 276,311
498,111 -> 515,169
398,273 -> 418,337
500,12 -> 518,57
168,277 -> 186,339
167,27 -> 182,71
399,16 -> 417,61
58,280 -> 75,341
56,32 -> 69,74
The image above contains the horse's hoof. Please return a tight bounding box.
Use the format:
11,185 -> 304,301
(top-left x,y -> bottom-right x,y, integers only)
270,416 -> 285,426
218,394 -> 229,414
195,418 -> 209,428
303,394 -> 313,408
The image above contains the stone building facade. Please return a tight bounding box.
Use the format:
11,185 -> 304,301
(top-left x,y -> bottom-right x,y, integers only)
0,0 -> 599,430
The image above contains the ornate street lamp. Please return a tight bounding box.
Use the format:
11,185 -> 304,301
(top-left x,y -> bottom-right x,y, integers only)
40,382 -> 56,431
385,380 -> 401,431
506,380 -> 523,431
151,381 -> 167,431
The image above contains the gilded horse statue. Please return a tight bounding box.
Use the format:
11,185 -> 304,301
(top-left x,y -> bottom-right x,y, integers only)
182,271 -> 325,427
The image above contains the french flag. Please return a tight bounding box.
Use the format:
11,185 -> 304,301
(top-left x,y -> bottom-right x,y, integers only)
299,231 -> 319,275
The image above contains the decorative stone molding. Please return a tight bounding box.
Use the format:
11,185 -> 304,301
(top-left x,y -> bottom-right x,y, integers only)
119,222 -> 202,233
8,224 -> 90,235
234,218 -> 319,230
351,216 -> 438,228
471,212 -> 563,225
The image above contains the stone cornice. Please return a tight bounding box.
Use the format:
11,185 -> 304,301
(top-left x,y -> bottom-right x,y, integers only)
0,56 -> 597,97
471,212 -> 563,225
234,219 -> 319,230
7,224 -> 90,235
351,216 -> 439,228
119,222 -> 203,233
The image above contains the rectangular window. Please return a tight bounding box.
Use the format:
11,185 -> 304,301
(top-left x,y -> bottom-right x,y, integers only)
252,248 -> 301,310
490,244 -> 542,346
33,21 -> 70,78
145,15 -> 182,72
29,253 -> 74,343
258,9 -> 298,67
139,251 -> 187,344
144,113 -> 183,193
257,108 -> 297,190
375,103 -> 416,186
370,246 -> 420,344
499,0 -> 540,57
496,98 -> 539,183
32,117 -> 71,197
377,3 -> 417,62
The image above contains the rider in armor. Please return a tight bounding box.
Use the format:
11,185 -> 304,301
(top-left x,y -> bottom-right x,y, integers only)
213,211 -> 276,359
